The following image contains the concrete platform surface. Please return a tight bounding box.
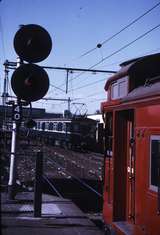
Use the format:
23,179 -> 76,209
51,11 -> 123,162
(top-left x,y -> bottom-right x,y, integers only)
1,192 -> 104,235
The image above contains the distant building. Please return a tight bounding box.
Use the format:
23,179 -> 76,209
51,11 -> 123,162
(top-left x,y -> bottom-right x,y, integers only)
87,114 -> 103,123
0,105 -> 62,129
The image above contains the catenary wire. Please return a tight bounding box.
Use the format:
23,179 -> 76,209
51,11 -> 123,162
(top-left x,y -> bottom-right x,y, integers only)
97,47 -> 160,69
69,77 -> 107,92
55,2 -> 160,90
67,23 -> 160,93
76,1 -> 160,59
89,23 -> 160,69
50,84 -> 66,93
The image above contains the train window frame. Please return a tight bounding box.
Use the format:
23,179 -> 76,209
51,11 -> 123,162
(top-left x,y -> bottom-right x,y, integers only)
53,122 -> 57,131
57,122 -> 63,131
41,122 -> 45,131
37,122 -> 41,130
149,135 -> 160,192
45,122 -> 49,130
111,76 -> 128,100
62,123 -> 66,132
48,122 -> 53,130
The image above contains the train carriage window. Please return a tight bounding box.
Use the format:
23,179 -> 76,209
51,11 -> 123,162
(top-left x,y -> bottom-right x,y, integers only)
111,82 -> 118,99
45,122 -> 49,130
48,122 -> 53,130
62,123 -> 66,132
53,122 -> 57,131
41,122 -> 45,131
57,122 -> 63,131
111,77 -> 128,100
105,112 -> 113,157
37,122 -> 41,130
150,135 -> 160,191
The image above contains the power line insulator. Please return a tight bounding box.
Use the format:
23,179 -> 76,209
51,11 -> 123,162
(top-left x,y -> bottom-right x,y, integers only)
97,43 -> 102,48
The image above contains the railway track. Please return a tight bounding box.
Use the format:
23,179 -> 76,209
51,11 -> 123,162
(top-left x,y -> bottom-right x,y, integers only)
43,154 -> 103,212
44,146 -> 104,180
1,132 -> 104,212
45,155 -> 102,196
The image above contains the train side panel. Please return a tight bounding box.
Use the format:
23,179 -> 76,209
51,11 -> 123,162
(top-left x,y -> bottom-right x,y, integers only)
101,53 -> 160,235
103,159 -> 113,224
135,104 -> 160,234
103,104 -> 160,235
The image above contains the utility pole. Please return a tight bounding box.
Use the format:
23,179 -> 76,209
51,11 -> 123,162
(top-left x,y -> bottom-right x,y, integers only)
66,70 -> 69,93
68,97 -> 71,112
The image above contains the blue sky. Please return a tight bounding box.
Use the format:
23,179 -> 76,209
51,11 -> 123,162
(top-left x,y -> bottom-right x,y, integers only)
0,0 -> 160,114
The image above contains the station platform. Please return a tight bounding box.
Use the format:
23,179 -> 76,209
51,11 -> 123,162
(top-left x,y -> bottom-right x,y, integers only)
1,192 -> 104,235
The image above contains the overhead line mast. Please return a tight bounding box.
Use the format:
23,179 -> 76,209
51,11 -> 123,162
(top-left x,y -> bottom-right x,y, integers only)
4,60 -> 116,94
42,65 -> 116,74
5,60 -> 116,73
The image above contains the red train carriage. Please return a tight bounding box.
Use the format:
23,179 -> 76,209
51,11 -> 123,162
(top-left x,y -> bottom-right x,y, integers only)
101,53 -> 160,235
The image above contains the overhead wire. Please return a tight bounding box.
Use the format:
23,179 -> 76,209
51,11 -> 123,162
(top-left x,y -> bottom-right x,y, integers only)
62,23 -> 160,90
87,91 -> 104,97
50,83 -> 66,93
98,47 -> 160,69
69,77 -> 107,92
89,23 -> 160,70
52,1 -> 160,95
90,98 -> 106,102
76,1 -> 160,59
49,69 -> 68,93
67,23 -> 160,93
56,2 -> 160,92
74,96 -> 106,102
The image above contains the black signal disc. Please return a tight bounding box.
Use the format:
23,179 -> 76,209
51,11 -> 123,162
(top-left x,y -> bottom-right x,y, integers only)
11,64 -> 49,102
14,24 -> 52,63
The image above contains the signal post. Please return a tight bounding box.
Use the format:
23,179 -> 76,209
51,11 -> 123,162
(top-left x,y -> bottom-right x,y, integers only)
8,100 -> 22,200
7,24 -> 52,201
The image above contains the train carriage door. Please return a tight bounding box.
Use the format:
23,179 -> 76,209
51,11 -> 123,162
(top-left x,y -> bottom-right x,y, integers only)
113,109 -> 135,223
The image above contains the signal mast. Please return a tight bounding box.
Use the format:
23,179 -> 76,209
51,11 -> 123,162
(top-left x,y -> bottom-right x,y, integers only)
7,24 -> 52,199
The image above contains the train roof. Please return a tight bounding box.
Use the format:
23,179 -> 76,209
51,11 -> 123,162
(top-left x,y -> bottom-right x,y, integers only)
104,52 -> 160,91
120,52 -> 160,66
122,81 -> 160,102
34,116 -> 97,123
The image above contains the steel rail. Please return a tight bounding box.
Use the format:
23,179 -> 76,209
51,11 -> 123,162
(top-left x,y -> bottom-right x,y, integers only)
47,156 -> 103,198
43,175 -> 63,198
